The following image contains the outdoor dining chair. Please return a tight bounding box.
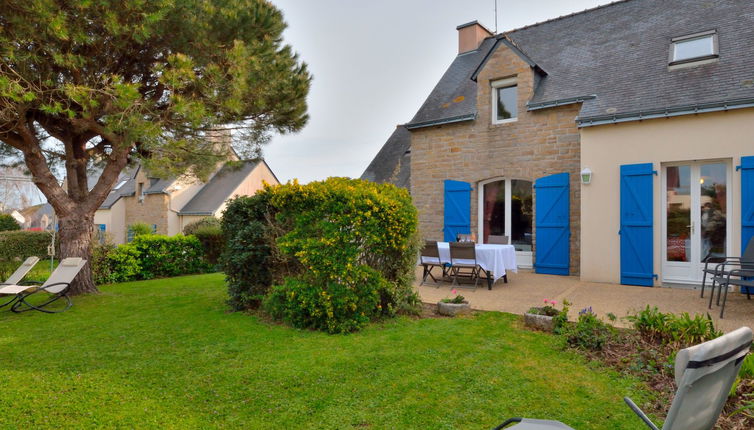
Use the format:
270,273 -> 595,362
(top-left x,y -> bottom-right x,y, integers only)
420,240 -> 447,286
448,242 -> 480,288
711,269 -> 754,318
493,326 -> 753,430
487,235 -> 510,245
0,256 -> 40,308
0,257 -> 87,313
701,236 -> 754,299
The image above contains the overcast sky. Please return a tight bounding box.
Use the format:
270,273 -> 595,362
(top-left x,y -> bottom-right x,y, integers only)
262,0 -> 613,183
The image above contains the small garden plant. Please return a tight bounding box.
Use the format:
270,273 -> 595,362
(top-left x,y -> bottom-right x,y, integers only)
440,289 -> 466,304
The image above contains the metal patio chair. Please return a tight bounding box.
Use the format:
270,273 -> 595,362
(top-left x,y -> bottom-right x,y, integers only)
701,236 -> 754,299
448,242 -> 480,289
494,326 -> 753,430
712,269 -> 754,318
0,256 -> 40,308
420,240 -> 447,286
487,235 -> 510,245
0,257 -> 87,313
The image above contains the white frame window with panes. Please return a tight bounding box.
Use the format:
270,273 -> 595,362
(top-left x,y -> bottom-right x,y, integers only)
491,77 -> 518,124
669,30 -> 718,66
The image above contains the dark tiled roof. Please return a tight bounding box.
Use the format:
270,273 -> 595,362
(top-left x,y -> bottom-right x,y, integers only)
144,178 -> 174,194
360,126 -> 411,189
178,160 -> 259,215
406,38 -> 497,128
506,0 -> 754,121
99,166 -> 139,209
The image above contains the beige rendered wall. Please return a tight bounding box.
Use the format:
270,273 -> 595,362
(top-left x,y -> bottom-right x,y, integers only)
166,179 -> 204,235
580,109 -> 754,284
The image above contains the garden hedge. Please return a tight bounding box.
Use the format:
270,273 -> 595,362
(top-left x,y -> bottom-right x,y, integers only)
222,178 -> 421,333
92,234 -> 211,284
0,230 -> 56,261
0,214 -> 21,231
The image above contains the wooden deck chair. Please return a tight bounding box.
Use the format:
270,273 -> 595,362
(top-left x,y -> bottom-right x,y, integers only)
449,242 -> 480,289
493,326 -> 753,430
420,240 -> 447,286
487,235 -> 510,245
0,257 -> 87,314
0,256 -> 40,308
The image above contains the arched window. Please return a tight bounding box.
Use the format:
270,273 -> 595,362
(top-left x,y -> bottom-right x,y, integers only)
478,178 -> 533,264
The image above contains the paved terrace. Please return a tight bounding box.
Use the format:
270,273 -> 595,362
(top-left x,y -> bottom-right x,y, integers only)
415,268 -> 754,333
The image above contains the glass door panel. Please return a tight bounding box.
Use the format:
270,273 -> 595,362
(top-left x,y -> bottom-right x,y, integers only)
699,163 -> 727,261
482,180 -> 505,244
666,165 -> 691,262
510,180 -> 533,252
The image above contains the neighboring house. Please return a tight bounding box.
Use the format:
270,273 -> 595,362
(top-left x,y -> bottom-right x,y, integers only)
362,0 -> 754,287
94,159 -> 279,244
17,203 -> 54,231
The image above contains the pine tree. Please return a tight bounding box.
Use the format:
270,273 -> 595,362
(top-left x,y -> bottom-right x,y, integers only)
0,0 -> 311,294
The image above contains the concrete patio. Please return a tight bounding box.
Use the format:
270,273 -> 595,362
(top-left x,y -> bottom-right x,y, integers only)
415,268 -> 754,332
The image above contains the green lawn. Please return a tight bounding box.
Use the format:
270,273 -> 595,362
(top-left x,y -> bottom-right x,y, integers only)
0,274 -> 653,429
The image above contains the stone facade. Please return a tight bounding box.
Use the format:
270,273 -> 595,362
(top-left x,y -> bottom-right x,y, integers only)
410,42 -> 582,274
124,168 -> 169,236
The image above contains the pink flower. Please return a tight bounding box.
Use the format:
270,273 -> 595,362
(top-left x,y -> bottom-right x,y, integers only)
452,289 -> 457,295
544,299 -> 549,304
551,301 -> 557,306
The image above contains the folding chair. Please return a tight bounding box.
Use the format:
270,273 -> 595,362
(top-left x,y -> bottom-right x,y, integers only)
420,240 -> 447,286
0,256 -> 40,308
0,257 -> 87,313
493,326 -> 753,430
712,269 -> 754,318
449,242 -> 480,289
487,235 -> 510,245
701,236 -> 754,299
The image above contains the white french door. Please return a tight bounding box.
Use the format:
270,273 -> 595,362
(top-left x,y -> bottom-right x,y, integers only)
477,178 -> 534,268
662,160 -> 731,284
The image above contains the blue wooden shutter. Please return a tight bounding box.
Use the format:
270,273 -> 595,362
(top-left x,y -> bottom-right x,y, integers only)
620,163 -> 655,286
742,156 -> 754,255
443,180 -> 471,242
534,173 -> 570,275
741,157 -> 754,294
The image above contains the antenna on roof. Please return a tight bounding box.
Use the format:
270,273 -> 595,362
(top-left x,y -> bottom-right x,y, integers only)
494,0 -> 498,33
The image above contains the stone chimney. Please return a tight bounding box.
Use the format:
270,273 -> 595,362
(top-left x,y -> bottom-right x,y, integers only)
456,20 -> 493,54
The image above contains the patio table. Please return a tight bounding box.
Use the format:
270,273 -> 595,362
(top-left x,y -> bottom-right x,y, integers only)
437,242 -> 517,288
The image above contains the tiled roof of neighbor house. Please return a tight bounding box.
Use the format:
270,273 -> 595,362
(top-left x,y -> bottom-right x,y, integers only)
178,160 -> 260,215
360,126 -> 411,189
405,37 -> 497,129
144,178 -> 174,195
99,166 -> 139,209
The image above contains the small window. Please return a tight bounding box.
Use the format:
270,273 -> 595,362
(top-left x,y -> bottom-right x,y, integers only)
137,182 -> 144,202
670,31 -> 717,65
113,180 -> 127,190
491,77 -> 517,124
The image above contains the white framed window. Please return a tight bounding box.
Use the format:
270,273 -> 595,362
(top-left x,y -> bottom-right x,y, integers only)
670,31 -> 718,65
491,77 -> 518,124
113,180 -> 127,190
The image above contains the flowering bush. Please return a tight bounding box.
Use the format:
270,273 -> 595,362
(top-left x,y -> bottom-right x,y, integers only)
223,178 -> 421,333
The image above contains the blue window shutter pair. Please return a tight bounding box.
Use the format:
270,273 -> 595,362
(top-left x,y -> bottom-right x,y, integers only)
534,173 -> 571,275
443,180 -> 472,242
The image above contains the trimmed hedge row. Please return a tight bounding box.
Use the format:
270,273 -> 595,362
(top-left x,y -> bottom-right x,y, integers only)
0,230 -> 56,261
92,234 -> 211,284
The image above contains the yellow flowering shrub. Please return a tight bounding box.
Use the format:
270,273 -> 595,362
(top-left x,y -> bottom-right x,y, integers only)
222,177 -> 421,333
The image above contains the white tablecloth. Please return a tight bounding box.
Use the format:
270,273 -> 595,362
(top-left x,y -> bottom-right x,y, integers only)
436,242 -> 517,282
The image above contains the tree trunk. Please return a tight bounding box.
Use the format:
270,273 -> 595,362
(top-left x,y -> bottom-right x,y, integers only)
58,212 -> 99,295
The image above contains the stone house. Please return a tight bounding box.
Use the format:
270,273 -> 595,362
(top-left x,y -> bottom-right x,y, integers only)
94,159 -> 278,244
362,0 -> 754,286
